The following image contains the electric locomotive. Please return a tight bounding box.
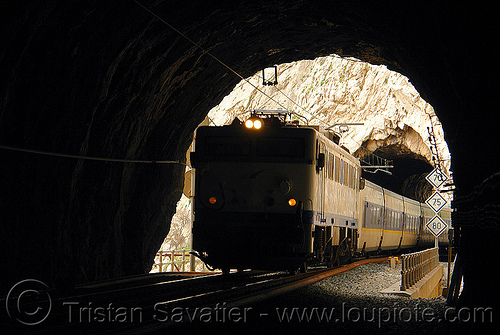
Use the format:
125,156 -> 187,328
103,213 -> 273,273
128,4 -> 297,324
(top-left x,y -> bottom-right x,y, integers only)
191,111 -> 318,272
190,110 -> 449,273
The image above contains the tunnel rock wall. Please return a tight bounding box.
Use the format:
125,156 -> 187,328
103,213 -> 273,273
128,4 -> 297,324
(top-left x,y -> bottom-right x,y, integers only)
0,1 -> 237,288
1,0 -> 498,302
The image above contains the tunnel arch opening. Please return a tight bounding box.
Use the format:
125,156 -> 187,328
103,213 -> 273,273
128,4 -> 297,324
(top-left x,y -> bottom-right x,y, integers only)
155,53 -> 451,271
5,1 -> 498,296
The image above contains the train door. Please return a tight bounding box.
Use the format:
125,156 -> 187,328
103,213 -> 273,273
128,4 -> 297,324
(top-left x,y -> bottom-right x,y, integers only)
313,140 -> 327,263
417,203 -> 423,246
317,140 -> 326,224
399,198 -> 406,250
378,188 -> 386,251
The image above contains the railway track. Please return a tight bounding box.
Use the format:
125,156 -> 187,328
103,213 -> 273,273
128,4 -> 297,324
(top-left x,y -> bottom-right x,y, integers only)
3,257 -> 388,334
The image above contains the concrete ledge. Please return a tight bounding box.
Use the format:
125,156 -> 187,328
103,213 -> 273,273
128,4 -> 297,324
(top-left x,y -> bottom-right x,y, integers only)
380,265 -> 443,298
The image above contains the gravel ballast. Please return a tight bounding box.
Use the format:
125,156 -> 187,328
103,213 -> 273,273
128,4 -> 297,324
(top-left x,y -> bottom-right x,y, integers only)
208,260 -> 492,334
175,260 -> 493,334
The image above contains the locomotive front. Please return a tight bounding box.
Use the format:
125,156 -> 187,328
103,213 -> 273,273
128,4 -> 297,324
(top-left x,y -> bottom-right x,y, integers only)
191,115 -> 318,272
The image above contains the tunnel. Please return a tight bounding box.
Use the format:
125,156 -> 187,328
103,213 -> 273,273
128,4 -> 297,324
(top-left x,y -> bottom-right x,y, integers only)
1,0 -> 499,313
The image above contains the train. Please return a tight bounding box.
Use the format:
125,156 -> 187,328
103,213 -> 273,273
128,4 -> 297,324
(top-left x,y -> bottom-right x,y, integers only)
190,110 -> 451,273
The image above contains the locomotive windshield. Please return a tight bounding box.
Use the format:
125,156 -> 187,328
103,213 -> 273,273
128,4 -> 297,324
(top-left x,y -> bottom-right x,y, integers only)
203,137 -> 250,156
200,136 -> 308,162
195,126 -> 315,164
257,137 -> 304,158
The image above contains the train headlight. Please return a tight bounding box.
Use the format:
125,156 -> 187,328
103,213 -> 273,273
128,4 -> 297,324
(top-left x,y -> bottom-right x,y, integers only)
245,117 -> 263,129
288,198 -> 297,207
209,196 -> 217,205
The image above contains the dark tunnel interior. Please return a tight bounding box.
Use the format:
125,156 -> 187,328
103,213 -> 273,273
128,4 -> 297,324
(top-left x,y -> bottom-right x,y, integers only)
362,154 -> 434,202
1,0 -> 499,313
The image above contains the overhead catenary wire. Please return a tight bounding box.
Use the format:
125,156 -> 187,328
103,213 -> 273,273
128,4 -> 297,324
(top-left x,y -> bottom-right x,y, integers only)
1,2 -> 384,168
0,1 -> 286,165
133,0 -> 331,130
0,144 -> 186,165
132,0 -> 289,112
132,0 -> 354,132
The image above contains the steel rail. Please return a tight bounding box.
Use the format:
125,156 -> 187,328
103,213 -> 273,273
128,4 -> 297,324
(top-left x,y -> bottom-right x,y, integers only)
127,257 -> 389,334
8,258 -> 389,334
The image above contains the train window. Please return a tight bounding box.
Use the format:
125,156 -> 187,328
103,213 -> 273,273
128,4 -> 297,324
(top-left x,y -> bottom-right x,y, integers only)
353,168 -> 357,189
257,137 -> 305,158
348,165 -> 351,188
338,159 -> 343,184
334,156 -> 341,182
356,168 -> 359,189
325,151 -> 329,176
370,206 -> 374,227
373,207 -> 377,227
365,204 -> 370,228
348,164 -> 354,189
342,159 -> 345,185
342,161 -> 348,186
329,153 -> 334,179
353,167 -> 356,189
204,137 -> 250,156
365,203 -> 384,229
325,151 -> 330,178
372,205 -> 376,228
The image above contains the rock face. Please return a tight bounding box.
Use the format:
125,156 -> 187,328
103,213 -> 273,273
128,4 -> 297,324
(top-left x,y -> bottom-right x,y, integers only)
0,1 -> 498,313
208,56 -> 450,197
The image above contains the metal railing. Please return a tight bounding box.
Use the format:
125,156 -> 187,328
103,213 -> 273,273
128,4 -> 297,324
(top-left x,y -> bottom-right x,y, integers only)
150,249 -> 211,273
356,146 -> 394,175
400,247 -> 439,290
151,250 -> 191,272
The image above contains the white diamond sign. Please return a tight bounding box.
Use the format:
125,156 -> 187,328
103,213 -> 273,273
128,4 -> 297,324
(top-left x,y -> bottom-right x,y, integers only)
426,215 -> 448,238
426,167 -> 447,189
425,191 -> 448,214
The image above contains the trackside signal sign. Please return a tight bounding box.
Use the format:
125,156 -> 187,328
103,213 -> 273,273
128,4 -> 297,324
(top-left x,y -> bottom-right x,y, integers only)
425,167 -> 447,189
425,167 -> 449,238
426,215 -> 448,238
425,191 -> 447,214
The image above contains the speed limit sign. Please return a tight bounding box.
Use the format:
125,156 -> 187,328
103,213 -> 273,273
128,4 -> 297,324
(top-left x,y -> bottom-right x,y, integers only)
426,167 -> 447,189
425,191 -> 447,213
426,215 -> 448,237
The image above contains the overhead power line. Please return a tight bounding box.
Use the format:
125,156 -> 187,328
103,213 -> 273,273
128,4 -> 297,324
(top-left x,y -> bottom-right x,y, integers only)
132,0 -> 289,111
0,144 -> 185,165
